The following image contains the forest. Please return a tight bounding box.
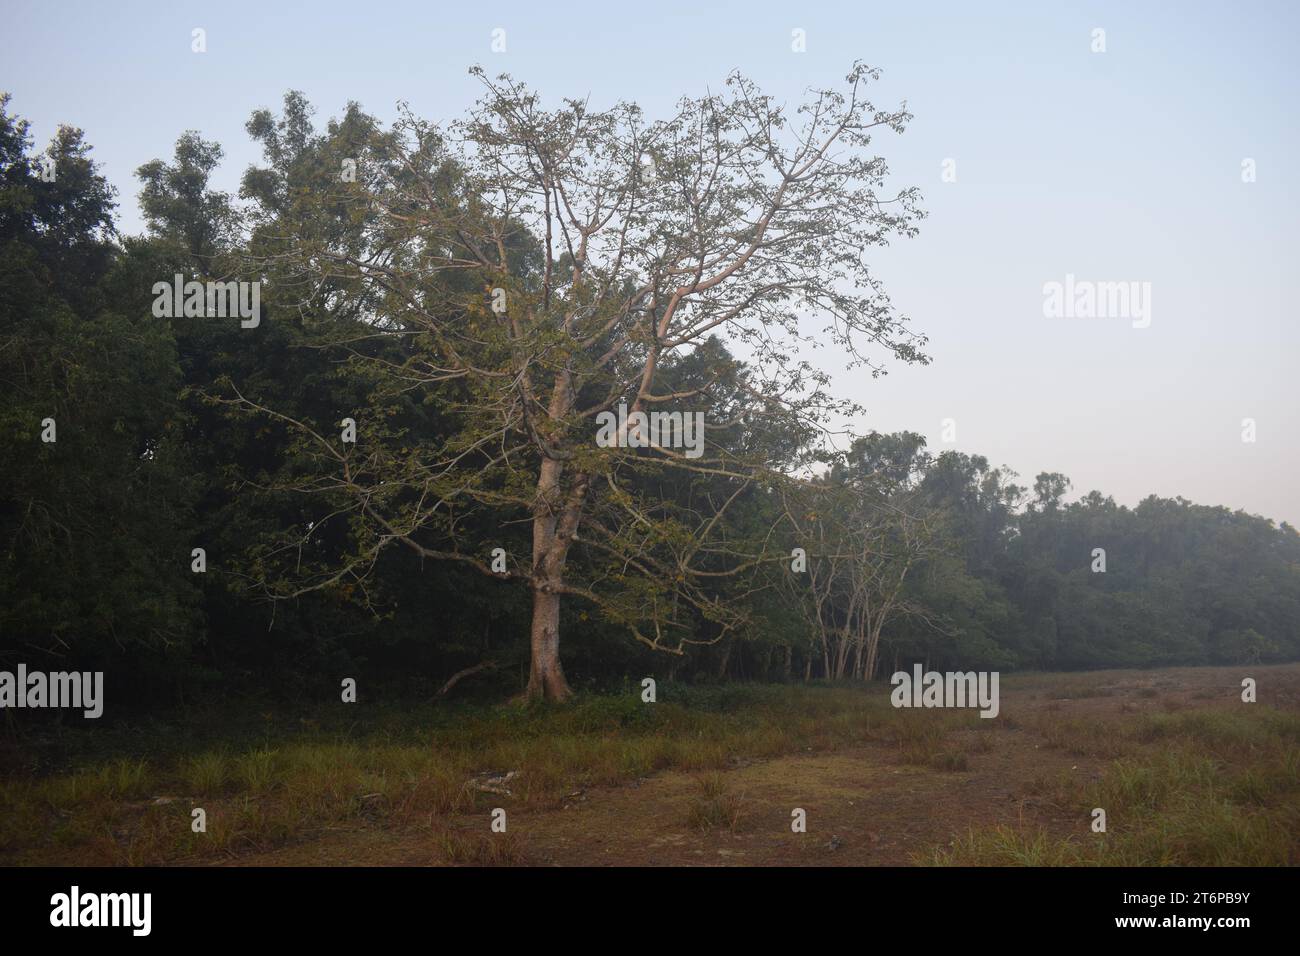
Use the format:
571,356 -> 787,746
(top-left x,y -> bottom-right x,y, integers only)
2,77 -> 1298,714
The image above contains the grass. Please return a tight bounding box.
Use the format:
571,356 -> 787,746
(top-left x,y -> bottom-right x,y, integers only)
930,707 -> 1300,866
931,752 -> 970,772
890,708 -> 972,765
435,829 -> 524,865
1033,715 -> 1133,758
0,682 -> 916,864
687,772 -> 747,832
4,671 -> 1298,866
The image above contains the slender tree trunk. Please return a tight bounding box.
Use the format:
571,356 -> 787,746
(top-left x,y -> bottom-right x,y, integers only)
835,624 -> 855,680
523,456 -> 585,702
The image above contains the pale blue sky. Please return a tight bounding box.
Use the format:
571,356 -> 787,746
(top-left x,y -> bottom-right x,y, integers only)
4,0 -> 1296,523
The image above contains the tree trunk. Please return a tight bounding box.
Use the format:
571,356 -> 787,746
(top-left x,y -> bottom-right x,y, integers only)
523,455 -> 586,702
525,584 -> 571,701
864,621 -> 883,682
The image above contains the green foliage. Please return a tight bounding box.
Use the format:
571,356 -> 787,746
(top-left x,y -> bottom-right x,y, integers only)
1,89 -> 1297,706
0,95 -> 202,678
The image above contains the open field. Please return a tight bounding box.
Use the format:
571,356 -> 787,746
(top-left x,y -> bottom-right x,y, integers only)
2,665 -> 1297,866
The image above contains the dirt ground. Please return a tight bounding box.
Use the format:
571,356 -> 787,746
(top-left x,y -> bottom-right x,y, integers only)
216,664 -> 1298,866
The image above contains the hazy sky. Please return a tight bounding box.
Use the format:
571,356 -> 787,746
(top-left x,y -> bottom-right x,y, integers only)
4,0 -> 1296,523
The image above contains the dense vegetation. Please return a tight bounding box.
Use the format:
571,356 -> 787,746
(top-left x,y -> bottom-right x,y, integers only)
2,88 -> 1298,712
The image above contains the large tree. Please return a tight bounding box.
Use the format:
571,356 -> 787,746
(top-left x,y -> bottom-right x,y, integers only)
227,65 -> 927,699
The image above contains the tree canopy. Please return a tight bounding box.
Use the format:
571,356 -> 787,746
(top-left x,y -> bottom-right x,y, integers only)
1,80 -> 1297,709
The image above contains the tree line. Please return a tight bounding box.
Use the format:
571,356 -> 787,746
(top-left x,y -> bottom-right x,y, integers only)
2,78 -> 1296,708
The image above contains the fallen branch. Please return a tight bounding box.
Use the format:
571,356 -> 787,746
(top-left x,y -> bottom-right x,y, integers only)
436,660 -> 499,699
